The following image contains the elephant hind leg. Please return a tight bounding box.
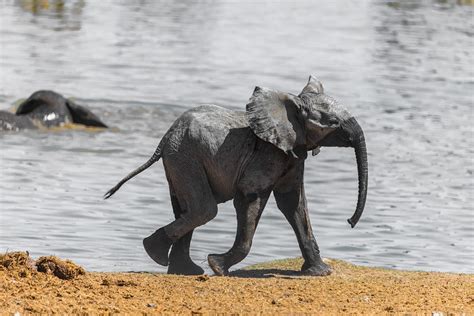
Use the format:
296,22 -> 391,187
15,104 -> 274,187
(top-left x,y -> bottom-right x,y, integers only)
143,228 -> 174,266
167,195 -> 204,275
208,189 -> 271,276
143,161 -> 217,267
168,230 -> 204,275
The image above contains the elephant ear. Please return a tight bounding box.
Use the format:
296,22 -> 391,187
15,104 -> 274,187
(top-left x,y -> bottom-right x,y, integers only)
299,75 -> 324,96
66,100 -> 108,128
246,86 -> 305,156
16,99 -> 44,115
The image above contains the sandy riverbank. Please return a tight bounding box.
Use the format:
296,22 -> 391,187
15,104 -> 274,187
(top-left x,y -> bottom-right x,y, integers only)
1,252 -> 472,314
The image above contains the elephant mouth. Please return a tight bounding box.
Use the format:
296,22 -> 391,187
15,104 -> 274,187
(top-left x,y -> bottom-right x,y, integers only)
317,127 -> 352,148
311,147 -> 321,156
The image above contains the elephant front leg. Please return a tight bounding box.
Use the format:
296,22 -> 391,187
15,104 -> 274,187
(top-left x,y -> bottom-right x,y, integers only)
274,183 -> 332,276
208,190 -> 271,276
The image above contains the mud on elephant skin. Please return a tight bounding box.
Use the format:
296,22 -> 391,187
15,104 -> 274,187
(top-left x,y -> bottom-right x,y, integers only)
105,75 -> 368,277
0,90 -> 107,131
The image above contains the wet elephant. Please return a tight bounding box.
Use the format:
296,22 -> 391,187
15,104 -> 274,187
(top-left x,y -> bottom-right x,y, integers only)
105,76 -> 368,276
0,90 -> 107,131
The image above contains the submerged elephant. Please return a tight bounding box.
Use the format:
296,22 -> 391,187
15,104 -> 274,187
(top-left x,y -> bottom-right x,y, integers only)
0,90 -> 107,131
105,76 -> 368,276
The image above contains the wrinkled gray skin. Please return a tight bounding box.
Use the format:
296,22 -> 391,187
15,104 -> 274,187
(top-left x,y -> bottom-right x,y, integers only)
105,76 -> 368,277
0,90 -> 107,131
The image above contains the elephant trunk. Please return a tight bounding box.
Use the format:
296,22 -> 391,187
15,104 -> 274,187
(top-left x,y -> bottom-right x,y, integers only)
311,115 -> 368,227
346,118 -> 368,228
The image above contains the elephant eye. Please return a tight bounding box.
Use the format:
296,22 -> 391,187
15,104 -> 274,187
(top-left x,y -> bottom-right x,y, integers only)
319,111 -> 339,127
328,118 -> 339,126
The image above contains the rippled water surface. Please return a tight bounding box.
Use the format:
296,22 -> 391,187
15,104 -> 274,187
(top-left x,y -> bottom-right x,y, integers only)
1,0 -> 473,273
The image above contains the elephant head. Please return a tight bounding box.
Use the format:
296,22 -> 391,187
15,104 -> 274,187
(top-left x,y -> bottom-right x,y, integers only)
246,76 -> 368,228
2,90 -> 108,130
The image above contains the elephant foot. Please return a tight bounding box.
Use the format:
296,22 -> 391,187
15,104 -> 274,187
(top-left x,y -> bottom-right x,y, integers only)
207,254 -> 229,276
168,253 -> 204,275
301,259 -> 332,276
143,228 -> 173,266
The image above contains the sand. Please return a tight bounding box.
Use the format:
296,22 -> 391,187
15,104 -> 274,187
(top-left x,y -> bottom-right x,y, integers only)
1,252 -> 472,315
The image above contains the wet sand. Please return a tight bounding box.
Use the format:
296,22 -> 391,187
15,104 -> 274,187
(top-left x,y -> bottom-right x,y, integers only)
1,252 -> 472,314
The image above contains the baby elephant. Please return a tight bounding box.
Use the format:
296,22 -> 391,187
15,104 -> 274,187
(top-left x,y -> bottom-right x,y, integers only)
105,76 -> 368,276
0,90 -> 107,131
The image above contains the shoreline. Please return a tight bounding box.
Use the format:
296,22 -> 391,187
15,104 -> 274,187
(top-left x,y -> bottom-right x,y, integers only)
1,252 -> 473,314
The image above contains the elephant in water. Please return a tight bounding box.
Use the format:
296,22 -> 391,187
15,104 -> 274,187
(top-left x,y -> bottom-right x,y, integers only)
0,90 -> 107,131
105,76 -> 368,276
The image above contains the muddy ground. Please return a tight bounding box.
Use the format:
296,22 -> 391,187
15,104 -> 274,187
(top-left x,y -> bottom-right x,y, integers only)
0,252 -> 472,314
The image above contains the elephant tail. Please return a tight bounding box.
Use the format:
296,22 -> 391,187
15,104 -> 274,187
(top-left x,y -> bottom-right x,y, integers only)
104,149 -> 162,199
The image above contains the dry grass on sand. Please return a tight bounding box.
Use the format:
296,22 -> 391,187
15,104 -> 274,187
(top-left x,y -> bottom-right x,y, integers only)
1,251 -> 472,314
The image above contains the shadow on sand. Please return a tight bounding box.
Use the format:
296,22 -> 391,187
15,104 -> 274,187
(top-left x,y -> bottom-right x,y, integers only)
230,268 -> 309,279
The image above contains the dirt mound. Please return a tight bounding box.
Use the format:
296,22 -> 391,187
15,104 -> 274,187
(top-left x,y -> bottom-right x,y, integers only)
0,251 -> 85,280
36,256 -> 85,280
0,251 -> 34,270
0,251 -> 35,277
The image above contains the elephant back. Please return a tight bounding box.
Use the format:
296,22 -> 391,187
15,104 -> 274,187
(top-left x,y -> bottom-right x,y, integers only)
0,110 -> 36,131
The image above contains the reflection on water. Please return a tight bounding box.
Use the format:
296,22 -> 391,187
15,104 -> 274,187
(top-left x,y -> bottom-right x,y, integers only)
0,1 -> 473,273
18,0 -> 85,31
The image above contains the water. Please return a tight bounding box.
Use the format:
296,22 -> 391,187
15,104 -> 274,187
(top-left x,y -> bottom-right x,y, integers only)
0,0 -> 472,273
